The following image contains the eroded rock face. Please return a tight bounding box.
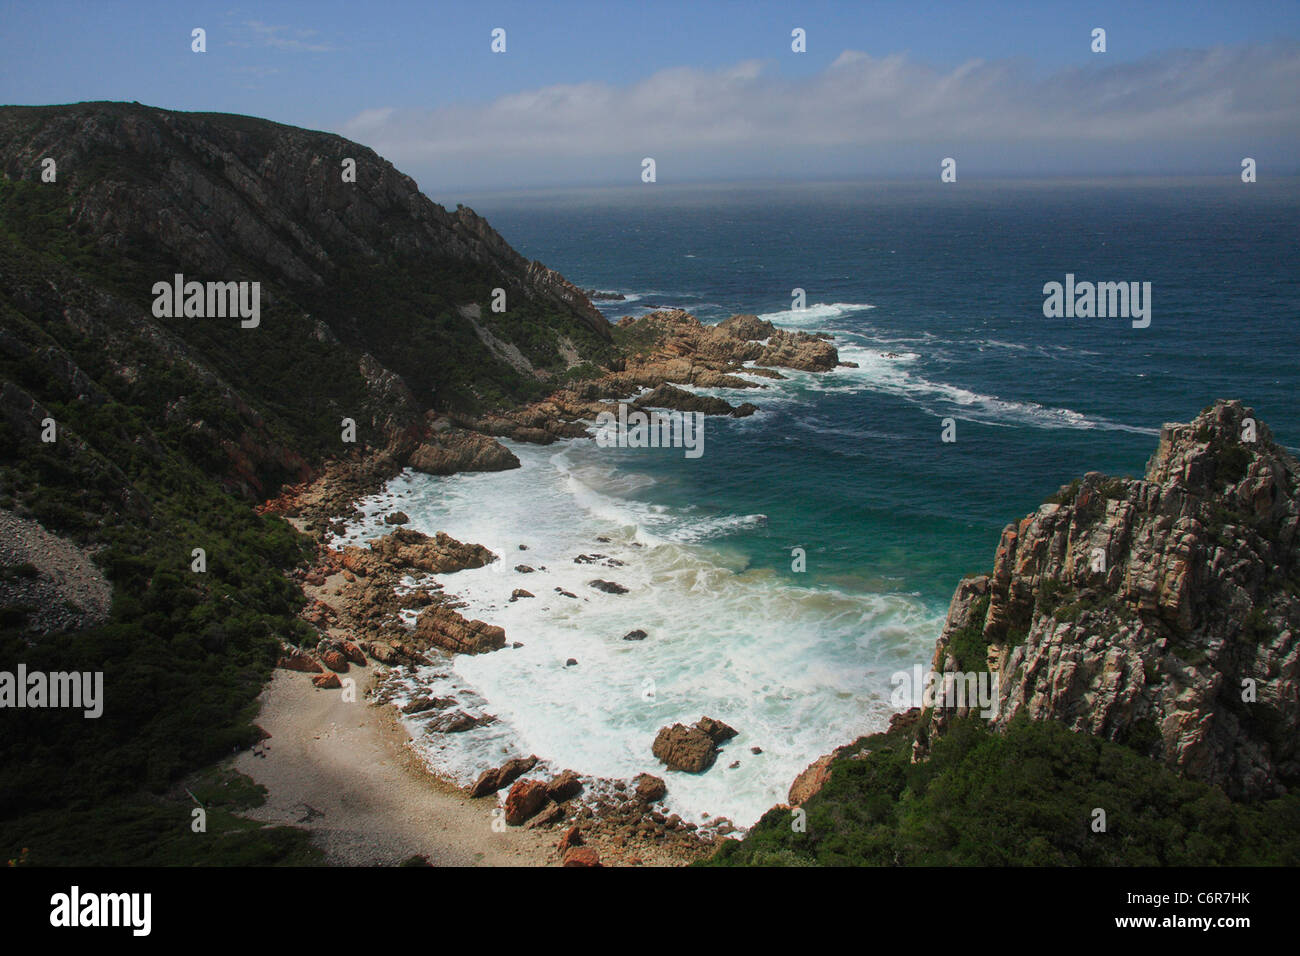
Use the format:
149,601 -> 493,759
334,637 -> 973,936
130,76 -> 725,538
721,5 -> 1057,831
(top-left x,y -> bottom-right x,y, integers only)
366,528 -> 496,575
788,754 -> 835,806
917,400 -> 1300,800
407,428 -> 520,476
414,605 -> 507,655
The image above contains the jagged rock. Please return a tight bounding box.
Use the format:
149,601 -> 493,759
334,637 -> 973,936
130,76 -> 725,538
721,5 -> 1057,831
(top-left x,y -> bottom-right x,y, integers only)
562,846 -> 601,867
311,672 -> 341,689
414,605 -> 506,655
340,640 -> 367,666
557,826 -> 583,856
635,384 -> 742,416
634,773 -> 667,802
789,754 -> 834,805
914,400 -> 1300,800
276,650 -> 322,673
319,649 -> 349,673
504,778 -> 550,825
696,717 -> 738,743
623,629 -> 648,641
525,800 -> 564,828
383,511 -> 409,525
367,528 -> 496,574
401,695 -> 456,715
469,755 -> 538,797
408,429 -> 520,476
546,770 -> 584,803
428,709 -> 488,733
515,564 -> 535,573
652,716 -> 738,774
510,589 -> 534,601
589,579 -> 628,594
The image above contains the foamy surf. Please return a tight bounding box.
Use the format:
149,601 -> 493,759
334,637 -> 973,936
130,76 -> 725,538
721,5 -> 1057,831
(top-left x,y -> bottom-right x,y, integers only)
758,301 -> 877,327
334,440 -> 943,828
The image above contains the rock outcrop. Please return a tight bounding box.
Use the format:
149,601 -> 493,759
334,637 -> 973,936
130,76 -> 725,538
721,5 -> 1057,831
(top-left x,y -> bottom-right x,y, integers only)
915,400 -> 1299,800
652,716 -> 739,773
414,605 -> 507,655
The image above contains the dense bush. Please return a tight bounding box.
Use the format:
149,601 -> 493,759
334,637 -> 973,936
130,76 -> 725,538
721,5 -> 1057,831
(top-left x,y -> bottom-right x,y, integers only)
704,716 -> 1300,867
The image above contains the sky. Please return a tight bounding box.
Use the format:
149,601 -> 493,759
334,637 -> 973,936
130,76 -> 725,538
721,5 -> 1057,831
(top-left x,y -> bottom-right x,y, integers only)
1,0 -> 1298,193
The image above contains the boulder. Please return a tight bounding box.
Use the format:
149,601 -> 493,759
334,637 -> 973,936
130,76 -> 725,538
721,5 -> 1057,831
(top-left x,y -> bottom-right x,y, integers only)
312,672 -> 341,689
469,755 -> 539,797
652,723 -> 719,773
634,773 -> 667,802
415,605 -> 506,655
276,650 -> 322,673
368,528 -> 496,575
651,716 -> 739,773
546,770 -> 584,803
562,846 -> 602,867
504,778 -> 551,825
319,649 -> 349,672
408,429 -> 520,476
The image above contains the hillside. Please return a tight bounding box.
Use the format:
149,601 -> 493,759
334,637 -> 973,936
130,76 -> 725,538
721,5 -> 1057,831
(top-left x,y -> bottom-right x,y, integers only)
0,102 -> 616,863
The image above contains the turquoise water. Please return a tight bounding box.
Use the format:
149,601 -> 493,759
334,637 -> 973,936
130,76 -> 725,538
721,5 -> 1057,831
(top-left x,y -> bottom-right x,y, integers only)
467,178 -> 1300,604
341,179 -> 1300,826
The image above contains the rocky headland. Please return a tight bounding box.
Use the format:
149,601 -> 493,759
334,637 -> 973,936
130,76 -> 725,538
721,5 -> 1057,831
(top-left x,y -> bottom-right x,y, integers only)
780,400 -> 1299,819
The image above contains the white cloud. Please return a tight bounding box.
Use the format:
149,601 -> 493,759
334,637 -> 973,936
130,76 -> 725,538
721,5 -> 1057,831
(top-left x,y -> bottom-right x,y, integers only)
338,42 -> 1300,187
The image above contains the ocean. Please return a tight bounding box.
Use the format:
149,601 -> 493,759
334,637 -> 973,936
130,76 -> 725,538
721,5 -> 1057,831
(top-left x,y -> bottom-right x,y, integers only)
336,178 -> 1300,827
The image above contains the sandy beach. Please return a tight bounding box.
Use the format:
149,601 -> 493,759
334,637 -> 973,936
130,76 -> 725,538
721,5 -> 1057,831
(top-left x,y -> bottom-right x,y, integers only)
233,667 -> 558,866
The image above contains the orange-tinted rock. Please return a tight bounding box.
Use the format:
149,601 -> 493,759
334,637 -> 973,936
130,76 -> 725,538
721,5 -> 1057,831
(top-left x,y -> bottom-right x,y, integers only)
504,778 -> 550,825
562,846 -> 601,867
277,651 -> 322,673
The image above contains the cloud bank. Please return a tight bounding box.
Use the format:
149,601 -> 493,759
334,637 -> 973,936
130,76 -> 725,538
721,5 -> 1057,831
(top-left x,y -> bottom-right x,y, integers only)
340,43 -> 1300,190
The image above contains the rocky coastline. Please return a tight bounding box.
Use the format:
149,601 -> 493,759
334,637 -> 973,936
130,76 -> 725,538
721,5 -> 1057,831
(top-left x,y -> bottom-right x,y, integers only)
254,306 -> 848,864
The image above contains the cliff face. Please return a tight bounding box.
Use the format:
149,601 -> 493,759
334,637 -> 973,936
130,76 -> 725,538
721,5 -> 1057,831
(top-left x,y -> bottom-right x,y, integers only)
918,400 -> 1299,800
0,102 -> 615,504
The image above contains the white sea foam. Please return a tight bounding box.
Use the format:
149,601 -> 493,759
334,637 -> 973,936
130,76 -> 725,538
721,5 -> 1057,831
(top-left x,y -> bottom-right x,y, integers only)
799,344 -> 1159,434
334,441 -> 943,829
758,301 -> 877,326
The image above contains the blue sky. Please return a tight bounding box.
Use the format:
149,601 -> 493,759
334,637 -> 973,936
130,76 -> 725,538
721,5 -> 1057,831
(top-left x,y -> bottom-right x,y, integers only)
2,1 -> 1298,191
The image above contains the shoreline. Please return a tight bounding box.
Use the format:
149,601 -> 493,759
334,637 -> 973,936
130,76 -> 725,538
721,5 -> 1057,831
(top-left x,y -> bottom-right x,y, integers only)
233,667 -> 559,866
238,310 -> 849,865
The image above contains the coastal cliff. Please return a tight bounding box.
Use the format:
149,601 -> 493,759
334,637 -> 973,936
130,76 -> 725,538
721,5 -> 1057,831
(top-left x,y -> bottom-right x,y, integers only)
917,399 -> 1298,800
714,401 -> 1300,866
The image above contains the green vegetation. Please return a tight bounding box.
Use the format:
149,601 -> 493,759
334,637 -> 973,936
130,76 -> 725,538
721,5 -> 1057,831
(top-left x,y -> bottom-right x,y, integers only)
0,108 -> 626,862
945,595 -> 991,672
704,717 -> 1300,866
